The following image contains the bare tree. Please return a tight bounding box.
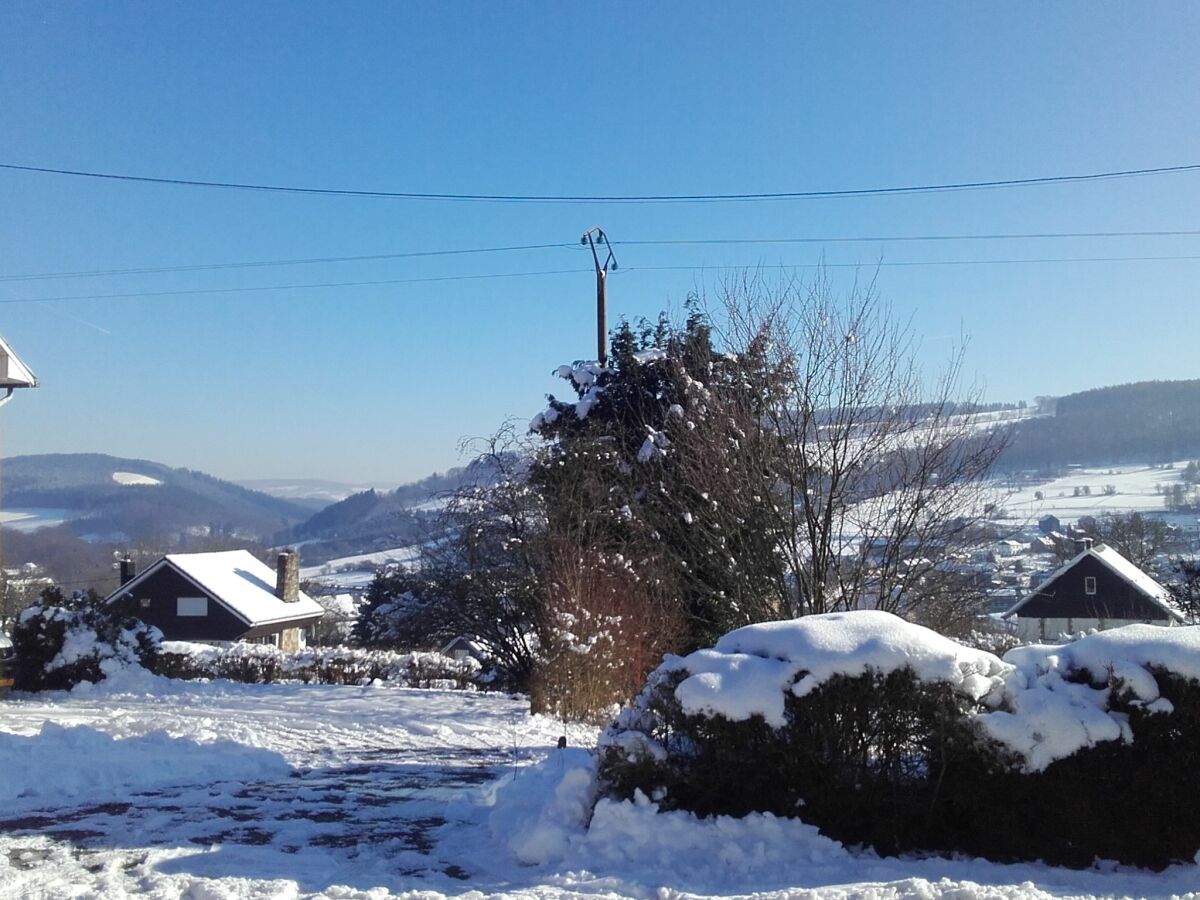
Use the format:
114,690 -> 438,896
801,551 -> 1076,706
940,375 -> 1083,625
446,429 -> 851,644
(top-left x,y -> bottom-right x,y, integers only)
715,268 -> 1010,622
1087,512 -> 1174,570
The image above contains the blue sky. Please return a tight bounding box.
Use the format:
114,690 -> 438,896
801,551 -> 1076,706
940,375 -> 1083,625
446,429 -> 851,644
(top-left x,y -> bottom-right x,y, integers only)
1,2 -> 1198,484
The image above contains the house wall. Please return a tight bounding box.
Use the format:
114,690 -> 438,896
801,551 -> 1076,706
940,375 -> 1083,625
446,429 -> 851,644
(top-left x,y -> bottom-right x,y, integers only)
113,566 -> 249,641
1013,554 -> 1173,621
1012,615 -> 1174,643
278,627 -> 303,653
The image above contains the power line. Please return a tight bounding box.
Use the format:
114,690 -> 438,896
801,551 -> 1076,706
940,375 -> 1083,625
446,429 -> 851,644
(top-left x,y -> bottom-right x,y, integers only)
0,267 -> 594,304
4,254 -> 1200,305
625,254 -> 1200,273
3,161 -> 1200,204
617,229 -> 1200,248
4,229 -> 1199,284
0,242 -> 577,283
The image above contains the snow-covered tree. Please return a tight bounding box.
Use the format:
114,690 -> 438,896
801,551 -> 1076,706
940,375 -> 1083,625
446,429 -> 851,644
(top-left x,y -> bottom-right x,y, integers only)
530,308 -> 786,648
11,586 -> 161,690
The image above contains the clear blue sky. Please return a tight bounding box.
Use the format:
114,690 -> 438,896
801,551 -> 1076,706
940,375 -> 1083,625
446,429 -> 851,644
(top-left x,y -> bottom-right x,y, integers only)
1,2 -> 1198,484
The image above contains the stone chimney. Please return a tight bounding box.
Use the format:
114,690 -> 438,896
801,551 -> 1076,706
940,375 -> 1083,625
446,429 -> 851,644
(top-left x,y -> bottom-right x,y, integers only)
276,550 -> 300,603
119,554 -> 136,586
1074,537 -> 1094,555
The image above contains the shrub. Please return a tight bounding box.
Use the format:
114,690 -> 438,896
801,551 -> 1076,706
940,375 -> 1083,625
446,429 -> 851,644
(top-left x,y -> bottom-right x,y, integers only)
11,587 -> 161,691
530,545 -> 686,724
598,612 -> 1200,869
944,668 -> 1200,868
152,641 -> 480,689
600,664 -> 1016,857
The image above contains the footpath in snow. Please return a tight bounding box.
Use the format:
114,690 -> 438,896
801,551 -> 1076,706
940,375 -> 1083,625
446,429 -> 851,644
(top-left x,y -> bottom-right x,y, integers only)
0,669 -> 1197,899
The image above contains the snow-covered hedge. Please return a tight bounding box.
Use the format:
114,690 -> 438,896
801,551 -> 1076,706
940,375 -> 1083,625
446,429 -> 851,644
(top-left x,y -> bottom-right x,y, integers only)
599,611 -> 1200,868
154,641 -> 480,689
10,589 -> 161,691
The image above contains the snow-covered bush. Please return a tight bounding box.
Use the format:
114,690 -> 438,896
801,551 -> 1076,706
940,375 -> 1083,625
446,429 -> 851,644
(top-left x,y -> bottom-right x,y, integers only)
599,611 -> 1014,854
11,587 -> 161,691
598,611 -> 1200,868
154,641 -> 480,688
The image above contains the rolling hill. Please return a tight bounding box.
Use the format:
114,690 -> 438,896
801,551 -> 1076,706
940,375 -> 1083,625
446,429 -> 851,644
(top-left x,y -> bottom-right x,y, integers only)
1,453 -> 312,542
1001,380 -> 1200,470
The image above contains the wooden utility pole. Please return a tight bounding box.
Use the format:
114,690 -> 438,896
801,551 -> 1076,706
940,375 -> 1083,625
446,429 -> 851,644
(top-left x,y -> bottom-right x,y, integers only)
581,228 -> 617,367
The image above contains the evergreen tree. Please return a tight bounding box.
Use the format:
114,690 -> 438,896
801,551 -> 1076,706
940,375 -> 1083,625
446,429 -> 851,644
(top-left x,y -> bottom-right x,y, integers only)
530,308 -> 786,649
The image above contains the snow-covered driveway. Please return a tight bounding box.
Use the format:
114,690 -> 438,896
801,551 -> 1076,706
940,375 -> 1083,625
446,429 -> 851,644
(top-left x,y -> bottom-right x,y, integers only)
1,672 -> 1198,899
0,673 -> 592,897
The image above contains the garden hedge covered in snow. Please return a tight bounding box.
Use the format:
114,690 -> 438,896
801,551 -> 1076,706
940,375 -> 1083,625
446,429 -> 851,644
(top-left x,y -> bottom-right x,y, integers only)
598,611 -> 1200,868
154,641 -> 481,688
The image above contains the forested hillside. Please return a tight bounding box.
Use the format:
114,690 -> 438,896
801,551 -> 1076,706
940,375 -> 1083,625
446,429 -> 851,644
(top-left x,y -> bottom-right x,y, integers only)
1001,380 -> 1200,469
2,454 -> 310,541
285,456 -> 508,564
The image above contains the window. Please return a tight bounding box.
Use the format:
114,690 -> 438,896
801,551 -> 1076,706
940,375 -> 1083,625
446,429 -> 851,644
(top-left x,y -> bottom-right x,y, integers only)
138,597 -> 151,609
1084,576 -> 1097,595
177,596 -> 208,617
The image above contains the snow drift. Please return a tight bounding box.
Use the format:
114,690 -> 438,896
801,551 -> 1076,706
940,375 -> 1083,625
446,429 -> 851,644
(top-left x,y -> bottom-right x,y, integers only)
0,723 -> 291,810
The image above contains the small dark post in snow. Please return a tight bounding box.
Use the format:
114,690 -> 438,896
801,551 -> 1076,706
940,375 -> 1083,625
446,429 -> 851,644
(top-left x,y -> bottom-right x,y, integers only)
581,228 -> 617,368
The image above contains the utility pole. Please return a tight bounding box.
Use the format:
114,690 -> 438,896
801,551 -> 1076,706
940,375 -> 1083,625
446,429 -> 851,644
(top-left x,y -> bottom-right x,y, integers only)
581,228 -> 617,367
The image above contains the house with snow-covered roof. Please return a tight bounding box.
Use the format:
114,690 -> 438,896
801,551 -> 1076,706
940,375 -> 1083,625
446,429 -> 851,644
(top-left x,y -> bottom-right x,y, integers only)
440,635 -> 486,663
105,549 -> 324,651
0,334 -> 37,392
1002,539 -> 1185,642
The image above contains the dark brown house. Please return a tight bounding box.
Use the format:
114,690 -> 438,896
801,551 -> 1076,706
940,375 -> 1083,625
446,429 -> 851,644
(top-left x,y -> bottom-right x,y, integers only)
1003,540 -> 1185,642
106,550 -> 325,651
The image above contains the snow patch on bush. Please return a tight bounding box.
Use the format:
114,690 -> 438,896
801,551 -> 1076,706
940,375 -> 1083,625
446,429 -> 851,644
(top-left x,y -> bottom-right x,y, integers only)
157,640 -> 479,688
610,611 -> 1200,773
975,625 -> 1200,771
666,611 -> 1009,728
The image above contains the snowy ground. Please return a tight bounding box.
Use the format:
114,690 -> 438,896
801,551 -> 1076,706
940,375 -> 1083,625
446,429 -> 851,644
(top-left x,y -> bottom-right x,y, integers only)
301,546 -> 423,589
2,675 -> 1198,898
0,508 -> 68,533
996,462 -> 1192,525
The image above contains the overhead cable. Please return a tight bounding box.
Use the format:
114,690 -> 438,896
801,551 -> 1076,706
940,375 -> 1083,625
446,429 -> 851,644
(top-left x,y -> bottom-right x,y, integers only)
5,229 -> 1200,283
0,242 -> 576,282
2,161 -> 1199,204
0,268 -> 593,304
5,255 -> 1200,305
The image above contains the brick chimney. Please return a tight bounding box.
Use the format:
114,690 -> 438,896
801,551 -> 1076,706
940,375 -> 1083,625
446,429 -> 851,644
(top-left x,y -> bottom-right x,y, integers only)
276,550 -> 300,603
119,554 -> 136,586
1074,537 -> 1094,555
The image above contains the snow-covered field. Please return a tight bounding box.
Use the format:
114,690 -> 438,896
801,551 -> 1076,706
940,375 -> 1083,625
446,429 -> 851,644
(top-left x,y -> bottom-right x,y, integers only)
111,471 -> 163,486
997,463 -> 1192,524
302,546 -> 423,588
0,508 -> 68,533
2,673 -> 1197,899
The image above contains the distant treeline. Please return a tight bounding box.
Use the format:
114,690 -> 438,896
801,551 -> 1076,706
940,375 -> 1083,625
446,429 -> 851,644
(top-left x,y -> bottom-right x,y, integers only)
1000,380 -> 1200,470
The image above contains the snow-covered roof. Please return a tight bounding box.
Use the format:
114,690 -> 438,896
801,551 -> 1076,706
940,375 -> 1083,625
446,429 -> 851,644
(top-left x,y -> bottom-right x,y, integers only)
111,550 -> 325,628
0,334 -> 37,389
1003,543 -> 1183,621
440,635 -> 486,656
